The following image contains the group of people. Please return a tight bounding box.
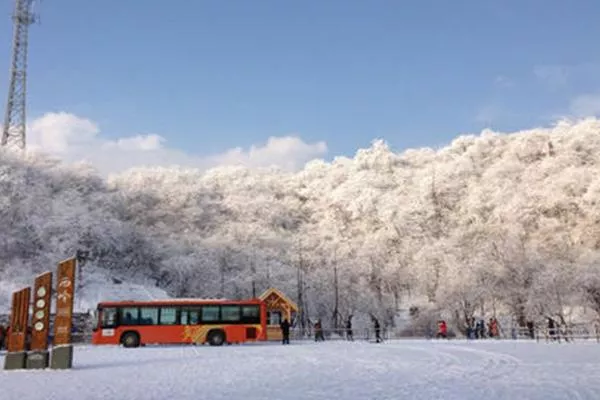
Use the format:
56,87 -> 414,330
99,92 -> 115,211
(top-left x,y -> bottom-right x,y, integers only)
465,317 -> 499,339
279,315 -> 383,344
434,317 -> 502,340
278,318 -> 332,344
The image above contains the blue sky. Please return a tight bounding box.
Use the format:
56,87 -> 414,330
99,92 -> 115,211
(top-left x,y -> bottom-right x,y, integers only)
1,0 -> 600,166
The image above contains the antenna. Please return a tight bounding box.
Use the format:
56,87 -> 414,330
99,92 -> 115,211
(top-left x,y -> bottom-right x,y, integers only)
1,0 -> 38,150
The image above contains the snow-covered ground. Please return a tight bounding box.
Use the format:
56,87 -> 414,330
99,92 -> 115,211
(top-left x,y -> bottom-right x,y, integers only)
2,339 -> 600,400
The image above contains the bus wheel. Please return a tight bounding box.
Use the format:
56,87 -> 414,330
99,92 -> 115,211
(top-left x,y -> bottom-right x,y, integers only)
207,330 -> 226,346
121,331 -> 140,348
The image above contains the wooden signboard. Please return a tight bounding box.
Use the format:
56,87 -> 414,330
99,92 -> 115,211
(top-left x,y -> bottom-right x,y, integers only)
7,287 -> 31,353
53,258 -> 76,346
30,272 -> 52,351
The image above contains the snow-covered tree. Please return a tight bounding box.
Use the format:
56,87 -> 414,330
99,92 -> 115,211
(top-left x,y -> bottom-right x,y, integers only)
2,118 -> 600,333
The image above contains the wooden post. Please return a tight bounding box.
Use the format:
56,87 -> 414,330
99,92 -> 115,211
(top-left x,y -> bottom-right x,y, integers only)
4,287 -> 31,370
27,272 -> 53,369
50,257 -> 76,369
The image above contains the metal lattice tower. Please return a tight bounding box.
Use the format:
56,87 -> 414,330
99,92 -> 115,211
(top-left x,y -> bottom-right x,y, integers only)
2,0 -> 37,150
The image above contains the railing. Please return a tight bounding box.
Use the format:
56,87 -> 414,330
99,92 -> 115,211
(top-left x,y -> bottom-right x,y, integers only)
290,327 -> 436,341
291,328 -> 387,341
532,325 -> 600,343
466,324 -> 600,342
8,322 -> 596,346
289,324 -> 600,343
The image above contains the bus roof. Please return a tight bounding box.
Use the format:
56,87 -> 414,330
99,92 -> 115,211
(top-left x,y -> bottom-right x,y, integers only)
97,298 -> 263,308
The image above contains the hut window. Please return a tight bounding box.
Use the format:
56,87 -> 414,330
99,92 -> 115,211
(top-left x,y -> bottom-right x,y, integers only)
267,311 -> 282,325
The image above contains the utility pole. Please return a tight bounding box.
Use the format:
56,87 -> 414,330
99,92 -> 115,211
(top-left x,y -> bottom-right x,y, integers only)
75,249 -> 90,312
332,246 -> 339,330
250,248 -> 256,298
2,0 -> 38,150
296,238 -> 306,335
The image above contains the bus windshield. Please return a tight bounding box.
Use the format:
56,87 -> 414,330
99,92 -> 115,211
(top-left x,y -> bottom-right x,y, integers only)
100,307 -> 117,328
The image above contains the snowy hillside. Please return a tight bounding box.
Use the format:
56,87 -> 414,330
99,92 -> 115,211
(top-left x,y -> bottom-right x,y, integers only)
0,270 -> 169,314
74,271 -> 170,313
1,340 -> 600,399
1,118 -> 600,334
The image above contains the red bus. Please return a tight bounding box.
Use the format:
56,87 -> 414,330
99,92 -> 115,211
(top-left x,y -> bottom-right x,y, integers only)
91,298 -> 267,348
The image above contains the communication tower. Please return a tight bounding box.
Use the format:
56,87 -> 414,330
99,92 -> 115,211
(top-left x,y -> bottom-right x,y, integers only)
1,0 -> 38,150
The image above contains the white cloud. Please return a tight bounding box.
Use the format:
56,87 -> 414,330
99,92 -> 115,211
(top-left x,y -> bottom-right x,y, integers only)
569,94 -> 600,117
29,112 -> 100,153
26,112 -> 328,175
103,134 -> 165,151
206,137 -> 327,171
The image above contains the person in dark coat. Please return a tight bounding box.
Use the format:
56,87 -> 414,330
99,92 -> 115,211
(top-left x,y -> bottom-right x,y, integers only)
548,317 -> 556,341
346,315 -> 353,341
0,324 -> 5,350
314,319 -> 325,342
373,317 -> 382,343
476,319 -> 485,339
280,318 -> 291,345
526,321 -> 535,339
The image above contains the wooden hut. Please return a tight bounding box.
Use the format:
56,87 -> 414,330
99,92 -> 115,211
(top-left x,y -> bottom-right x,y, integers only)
259,288 -> 299,341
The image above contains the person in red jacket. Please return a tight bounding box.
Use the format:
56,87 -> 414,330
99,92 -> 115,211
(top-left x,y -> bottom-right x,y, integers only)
489,318 -> 499,338
437,320 -> 448,339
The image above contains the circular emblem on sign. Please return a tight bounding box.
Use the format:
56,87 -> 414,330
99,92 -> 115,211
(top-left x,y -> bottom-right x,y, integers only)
35,310 -> 45,319
36,299 -> 45,308
59,277 -> 72,288
37,287 -> 47,297
34,321 -> 44,331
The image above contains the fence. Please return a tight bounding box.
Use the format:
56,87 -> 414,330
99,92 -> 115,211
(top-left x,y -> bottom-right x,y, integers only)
526,325 -> 600,343
291,328 -> 387,342
290,327 -> 440,342
289,324 -> 600,343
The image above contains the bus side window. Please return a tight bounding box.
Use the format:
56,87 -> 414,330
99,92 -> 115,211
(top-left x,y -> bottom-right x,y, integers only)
221,306 -> 241,323
201,306 -> 219,323
180,309 -> 189,325
189,308 -> 200,324
139,307 -> 159,325
241,305 -> 260,324
159,307 -> 178,325
119,307 -> 139,325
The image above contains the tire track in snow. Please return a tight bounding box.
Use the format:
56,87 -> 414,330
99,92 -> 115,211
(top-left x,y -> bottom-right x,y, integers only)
369,341 -> 524,398
368,341 -> 486,388
434,343 -> 596,400
530,379 -> 587,400
390,343 -> 467,378
440,344 -> 522,380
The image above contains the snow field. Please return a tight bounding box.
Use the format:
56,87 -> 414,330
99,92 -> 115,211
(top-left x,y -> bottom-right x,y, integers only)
2,339 -> 600,400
